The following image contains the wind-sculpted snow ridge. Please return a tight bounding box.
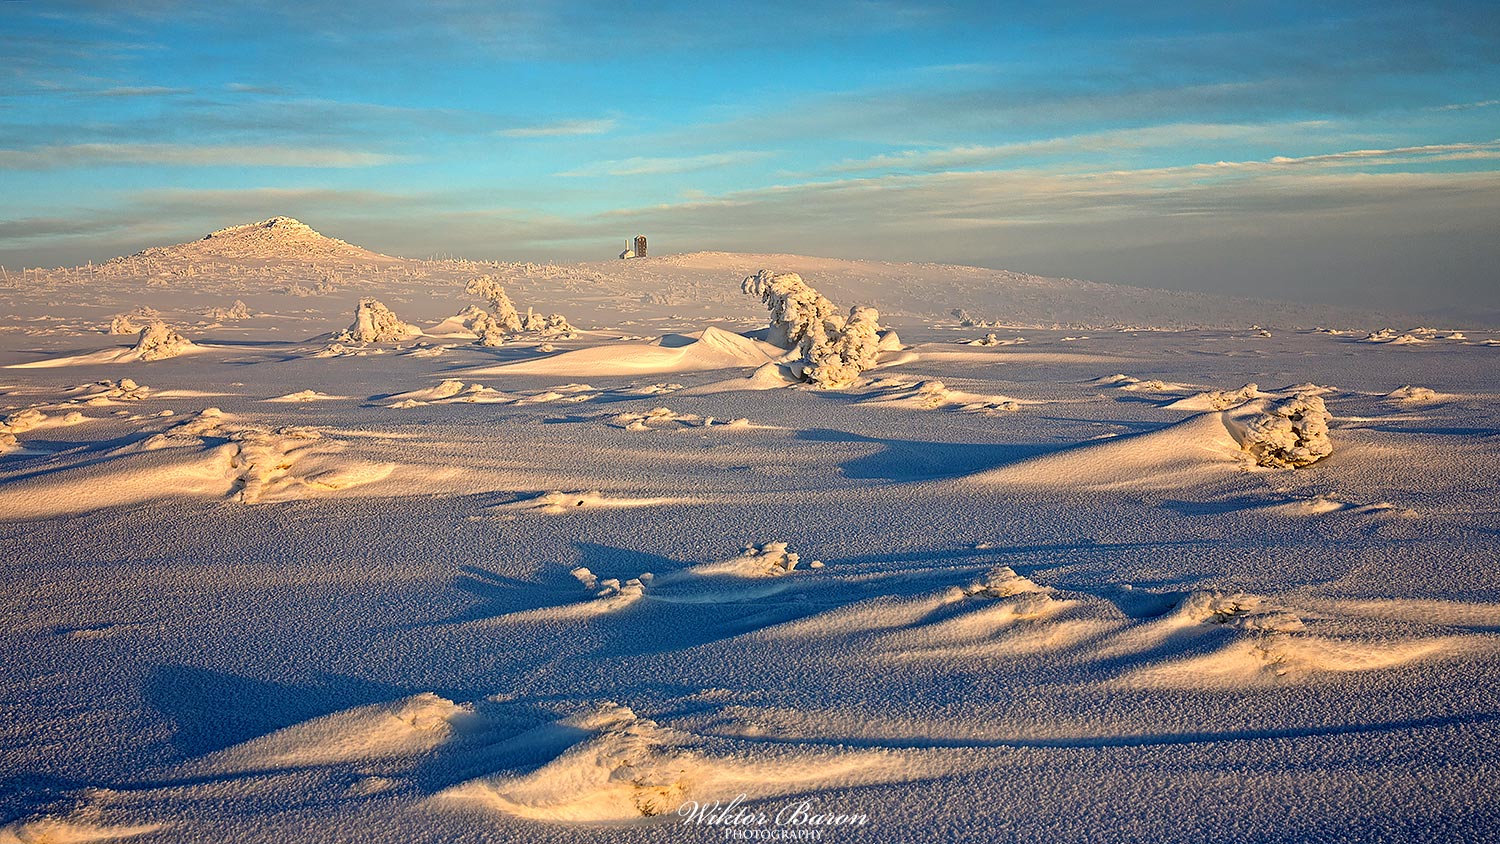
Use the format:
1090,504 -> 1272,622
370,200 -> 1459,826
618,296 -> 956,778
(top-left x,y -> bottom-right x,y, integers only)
0,816 -> 163,843
492,490 -> 695,515
858,377 -> 1028,414
1386,385 -> 1445,404
765,564 -> 1477,684
13,323 -> 211,368
438,702 -> 915,822
200,692 -> 471,772
606,406 -> 751,431
686,542 -> 824,578
382,378 -> 511,407
1225,392 -> 1334,469
471,326 -> 784,377
741,270 -> 892,388
334,298 -> 421,343
973,390 -> 1334,490
1162,383 -> 1266,411
0,407 -> 395,518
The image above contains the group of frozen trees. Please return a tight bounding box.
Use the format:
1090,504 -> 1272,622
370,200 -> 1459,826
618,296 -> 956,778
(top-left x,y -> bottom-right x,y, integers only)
463,275 -> 573,345
327,278 -> 574,348
741,269 -> 887,389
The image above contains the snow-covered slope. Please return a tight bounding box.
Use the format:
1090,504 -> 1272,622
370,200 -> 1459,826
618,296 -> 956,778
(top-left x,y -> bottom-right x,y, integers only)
1,219 -> 1497,843
122,216 -> 401,266
8,218 -> 1428,331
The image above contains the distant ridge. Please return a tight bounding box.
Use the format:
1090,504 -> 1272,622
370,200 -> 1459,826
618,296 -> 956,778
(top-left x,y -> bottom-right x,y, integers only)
113,216 -> 402,266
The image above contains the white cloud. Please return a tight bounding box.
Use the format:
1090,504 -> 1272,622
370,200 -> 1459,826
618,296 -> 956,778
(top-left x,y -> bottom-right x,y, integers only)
499,118 -> 617,138
557,150 -> 772,177
0,143 -> 408,169
1433,99 -> 1500,112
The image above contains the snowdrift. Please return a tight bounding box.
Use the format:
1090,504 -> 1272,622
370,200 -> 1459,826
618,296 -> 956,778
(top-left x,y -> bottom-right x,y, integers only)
969,411 -> 1250,490
6,322 -> 206,368
0,408 -> 396,519
469,327 -> 785,377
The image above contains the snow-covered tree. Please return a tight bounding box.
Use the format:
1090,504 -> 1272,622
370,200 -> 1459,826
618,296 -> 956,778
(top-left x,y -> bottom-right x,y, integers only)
741,270 -> 841,352
804,305 -> 883,388
742,270 -> 886,388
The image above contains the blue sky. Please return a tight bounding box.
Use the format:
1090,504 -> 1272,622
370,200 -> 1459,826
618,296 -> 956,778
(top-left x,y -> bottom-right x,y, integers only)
2,1 -> 1497,312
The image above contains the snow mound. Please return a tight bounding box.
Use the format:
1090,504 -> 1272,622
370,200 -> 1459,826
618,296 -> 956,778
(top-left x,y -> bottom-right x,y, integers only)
1224,392 -> 1333,468
472,327 -> 783,377
132,322 -> 196,361
428,305 -> 499,338
687,542 -> 823,578
963,333 -> 1026,346
311,342 -> 385,358
858,378 -> 1026,414
493,490 -> 692,515
1091,374 -> 1193,392
334,298 -> 420,343
265,389 -> 345,403
2,407 -> 86,435
1162,383 -> 1265,411
606,407 -> 750,431
382,379 -> 510,406
1385,385 -> 1442,404
108,314 -> 143,335
956,565 -> 1047,599
206,300 -> 251,321
970,410 -> 1247,490
1362,329 -> 1427,345
66,378 -> 151,404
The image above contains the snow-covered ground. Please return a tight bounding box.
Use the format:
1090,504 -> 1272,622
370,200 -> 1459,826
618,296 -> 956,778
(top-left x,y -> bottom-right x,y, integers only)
2,220 -> 1498,842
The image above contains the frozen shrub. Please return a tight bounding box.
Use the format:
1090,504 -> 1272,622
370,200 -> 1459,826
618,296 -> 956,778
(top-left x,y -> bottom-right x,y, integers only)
522,308 -> 574,335
334,298 -> 419,343
1237,392 -> 1333,468
132,322 -> 196,360
109,314 -> 142,335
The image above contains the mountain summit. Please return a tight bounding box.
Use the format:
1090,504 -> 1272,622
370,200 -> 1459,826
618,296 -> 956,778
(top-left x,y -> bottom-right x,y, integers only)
122,216 -> 401,265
